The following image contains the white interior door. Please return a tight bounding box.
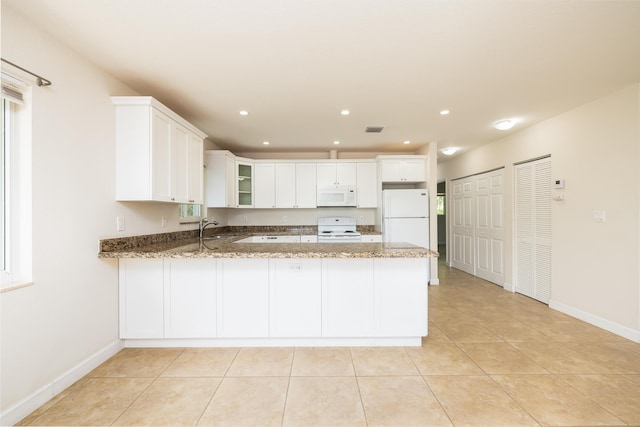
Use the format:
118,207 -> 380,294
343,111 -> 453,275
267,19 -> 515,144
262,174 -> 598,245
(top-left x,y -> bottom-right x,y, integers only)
451,178 -> 475,274
475,170 -> 505,285
515,157 -> 552,303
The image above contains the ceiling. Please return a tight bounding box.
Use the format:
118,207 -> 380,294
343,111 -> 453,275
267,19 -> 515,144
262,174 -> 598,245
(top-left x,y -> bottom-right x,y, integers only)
4,1 -> 640,159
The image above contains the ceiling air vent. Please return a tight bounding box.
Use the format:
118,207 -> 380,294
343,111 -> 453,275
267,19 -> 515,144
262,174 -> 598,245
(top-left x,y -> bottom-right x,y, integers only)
365,125 -> 384,133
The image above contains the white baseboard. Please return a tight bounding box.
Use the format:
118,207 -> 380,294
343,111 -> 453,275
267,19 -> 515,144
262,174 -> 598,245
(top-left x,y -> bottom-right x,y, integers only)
549,300 -> 640,343
503,282 -> 514,292
429,278 -> 440,285
0,339 -> 123,426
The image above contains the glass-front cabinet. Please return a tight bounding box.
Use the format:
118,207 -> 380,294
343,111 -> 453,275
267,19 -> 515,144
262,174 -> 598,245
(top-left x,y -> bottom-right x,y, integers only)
236,160 -> 253,207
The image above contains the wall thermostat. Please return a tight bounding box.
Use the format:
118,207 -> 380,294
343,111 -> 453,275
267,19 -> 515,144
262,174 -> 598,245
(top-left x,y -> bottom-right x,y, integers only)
554,178 -> 565,189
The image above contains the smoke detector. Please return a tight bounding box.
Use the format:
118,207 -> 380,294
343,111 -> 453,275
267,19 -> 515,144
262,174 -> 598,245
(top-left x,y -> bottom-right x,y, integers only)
365,125 -> 384,133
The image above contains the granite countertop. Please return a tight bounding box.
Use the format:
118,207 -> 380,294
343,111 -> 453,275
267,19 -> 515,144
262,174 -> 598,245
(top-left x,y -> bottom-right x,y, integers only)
98,230 -> 438,260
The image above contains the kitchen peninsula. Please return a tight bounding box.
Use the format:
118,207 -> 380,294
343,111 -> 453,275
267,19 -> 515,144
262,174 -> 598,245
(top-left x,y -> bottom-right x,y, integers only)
100,230 -> 438,347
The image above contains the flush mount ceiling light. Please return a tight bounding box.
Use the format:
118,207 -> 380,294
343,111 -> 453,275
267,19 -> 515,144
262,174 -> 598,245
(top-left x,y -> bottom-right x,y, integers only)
440,110 -> 450,115
340,109 -> 350,116
333,140 -> 340,145
494,118 -> 518,130
403,140 -> 411,145
239,110 -> 249,116
441,147 -> 459,156
262,141 -> 269,145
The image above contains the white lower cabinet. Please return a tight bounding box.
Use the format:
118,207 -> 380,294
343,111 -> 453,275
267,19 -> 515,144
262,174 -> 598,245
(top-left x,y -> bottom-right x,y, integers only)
270,259 -> 322,337
374,258 -> 428,336
361,235 -> 382,243
119,258 -> 165,339
119,256 -> 428,343
217,258 -> 269,337
164,259 -> 216,338
322,258 -> 375,337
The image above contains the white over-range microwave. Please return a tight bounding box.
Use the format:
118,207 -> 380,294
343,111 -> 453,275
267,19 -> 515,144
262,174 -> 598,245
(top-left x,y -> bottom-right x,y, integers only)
317,185 -> 357,207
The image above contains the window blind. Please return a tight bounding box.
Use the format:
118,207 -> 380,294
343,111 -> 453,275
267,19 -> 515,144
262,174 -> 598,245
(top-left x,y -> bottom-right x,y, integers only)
1,72 -> 26,104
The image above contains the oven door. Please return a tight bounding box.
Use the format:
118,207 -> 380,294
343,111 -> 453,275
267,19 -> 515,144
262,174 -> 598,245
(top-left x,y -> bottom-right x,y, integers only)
317,234 -> 362,243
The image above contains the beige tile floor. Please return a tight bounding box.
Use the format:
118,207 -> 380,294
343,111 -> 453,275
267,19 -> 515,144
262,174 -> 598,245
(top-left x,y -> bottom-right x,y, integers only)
18,262 -> 640,426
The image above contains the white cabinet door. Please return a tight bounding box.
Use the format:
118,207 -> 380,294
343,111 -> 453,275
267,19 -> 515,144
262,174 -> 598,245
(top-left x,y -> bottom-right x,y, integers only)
151,109 -> 173,202
275,162 -> 317,208
361,234 -> 382,243
295,163 -> 317,208
187,132 -> 204,204
316,163 -> 338,187
356,162 -> 377,208
336,163 -> 357,186
374,258 -> 428,337
119,258 -> 164,339
379,158 -> 426,183
275,163 -> 296,208
164,259 -> 216,338
270,259 -> 322,337
401,159 -> 427,182
317,162 -> 356,186
236,161 -> 254,208
322,258 -> 374,337
205,151 -> 235,208
217,259 -> 269,337
300,235 -> 318,243
170,123 -> 203,204
254,163 -> 276,208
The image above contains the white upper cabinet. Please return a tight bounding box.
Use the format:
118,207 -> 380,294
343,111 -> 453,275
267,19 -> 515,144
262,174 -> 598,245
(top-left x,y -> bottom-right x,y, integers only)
356,162 -> 377,208
112,96 -> 206,203
205,150 -> 235,208
275,162 -> 317,208
316,162 -> 357,187
254,163 -> 276,208
378,156 -> 427,183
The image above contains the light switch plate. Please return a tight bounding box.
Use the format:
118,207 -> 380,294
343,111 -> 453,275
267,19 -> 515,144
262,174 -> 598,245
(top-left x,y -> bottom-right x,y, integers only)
116,216 -> 125,231
593,210 -> 606,222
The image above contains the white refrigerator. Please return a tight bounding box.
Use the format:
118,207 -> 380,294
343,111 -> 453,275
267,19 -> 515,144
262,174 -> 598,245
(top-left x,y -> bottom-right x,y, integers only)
382,189 -> 429,248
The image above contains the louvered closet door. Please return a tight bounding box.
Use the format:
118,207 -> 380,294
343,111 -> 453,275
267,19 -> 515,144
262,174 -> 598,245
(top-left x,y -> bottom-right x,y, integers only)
451,178 -> 475,274
515,157 -> 551,303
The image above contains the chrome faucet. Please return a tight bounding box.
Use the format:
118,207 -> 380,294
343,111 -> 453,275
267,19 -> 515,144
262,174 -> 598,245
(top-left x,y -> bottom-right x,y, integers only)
199,218 -> 219,239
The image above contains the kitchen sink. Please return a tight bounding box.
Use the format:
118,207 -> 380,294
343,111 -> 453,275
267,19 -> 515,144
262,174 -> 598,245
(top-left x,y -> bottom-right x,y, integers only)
201,235 -> 237,241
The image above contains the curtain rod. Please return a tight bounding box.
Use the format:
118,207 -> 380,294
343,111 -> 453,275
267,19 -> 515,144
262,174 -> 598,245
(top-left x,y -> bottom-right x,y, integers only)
1,58 -> 52,87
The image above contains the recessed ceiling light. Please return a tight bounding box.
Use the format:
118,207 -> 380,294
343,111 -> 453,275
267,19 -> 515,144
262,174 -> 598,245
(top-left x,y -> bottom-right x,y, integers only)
340,110 -> 350,116
440,110 -> 450,115
239,110 -> 249,116
494,118 -> 518,130
403,140 -> 411,145
441,147 -> 459,156
333,140 -> 340,145
262,141 -> 269,145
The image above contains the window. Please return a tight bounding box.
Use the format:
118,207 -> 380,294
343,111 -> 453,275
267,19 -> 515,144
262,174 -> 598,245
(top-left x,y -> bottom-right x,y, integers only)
436,194 -> 445,215
1,73 -> 32,291
178,203 -> 201,224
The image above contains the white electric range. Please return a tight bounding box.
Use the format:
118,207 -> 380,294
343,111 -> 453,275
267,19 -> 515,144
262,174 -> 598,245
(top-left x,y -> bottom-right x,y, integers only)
317,216 -> 362,243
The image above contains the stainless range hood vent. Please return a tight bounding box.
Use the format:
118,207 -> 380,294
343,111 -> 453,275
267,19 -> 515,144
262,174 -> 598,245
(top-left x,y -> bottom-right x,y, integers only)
365,125 -> 384,133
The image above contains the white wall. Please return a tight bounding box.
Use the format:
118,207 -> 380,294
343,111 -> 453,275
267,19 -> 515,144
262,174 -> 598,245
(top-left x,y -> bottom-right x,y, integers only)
0,7 -> 198,423
438,84 -> 640,340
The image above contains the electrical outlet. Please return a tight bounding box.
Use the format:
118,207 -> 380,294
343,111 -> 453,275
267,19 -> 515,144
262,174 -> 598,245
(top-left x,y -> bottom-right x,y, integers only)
161,216 -> 167,227
116,216 -> 125,231
282,215 -> 288,223
242,215 -> 248,224
359,215 -> 364,222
